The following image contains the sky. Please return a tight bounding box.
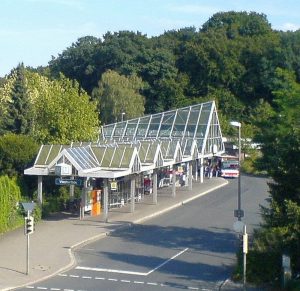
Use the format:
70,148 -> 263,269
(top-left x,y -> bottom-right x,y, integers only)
1,0 -> 300,77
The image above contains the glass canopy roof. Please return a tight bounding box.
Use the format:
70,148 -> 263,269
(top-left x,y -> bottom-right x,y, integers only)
25,101 -> 225,178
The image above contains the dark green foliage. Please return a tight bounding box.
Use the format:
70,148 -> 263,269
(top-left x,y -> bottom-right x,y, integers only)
0,175 -> 23,234
3,63 -> 32,135
0,133 -> 39,177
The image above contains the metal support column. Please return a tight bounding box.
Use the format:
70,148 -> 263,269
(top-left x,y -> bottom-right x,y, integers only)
189,162 -> 193,191
103,179 -> 108,222
153,171 -> 157,204
80,178 -> 87,220
37,175 -> 43,205
130,176 -> 135,213
200,158 -> 204,183
172,167 -> 176,197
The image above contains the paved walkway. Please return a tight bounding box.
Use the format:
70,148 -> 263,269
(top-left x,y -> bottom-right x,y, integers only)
0,177 -> 248,291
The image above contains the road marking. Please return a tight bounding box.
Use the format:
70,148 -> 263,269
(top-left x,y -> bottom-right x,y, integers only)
50,289 -> 61,291
108,278 -> 118,281
76,247 -> 189,276
147,247 -> 189,275
121,279 -> 131,283
82,276 -> 92,279
58,274 -> 67,277
75,266 -> 148,276
134,281 -> 144,284
69,275 -> 79,278
25,287 -> 34,289
188,287 -> 199,290
147,282 -> 158,285
95,277 -> 105,280
37,288 -> 47,290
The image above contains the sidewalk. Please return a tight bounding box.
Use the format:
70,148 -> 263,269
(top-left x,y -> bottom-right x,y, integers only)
0,178 -> 228,291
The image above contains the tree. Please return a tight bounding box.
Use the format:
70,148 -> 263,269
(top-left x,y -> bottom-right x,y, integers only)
29,73 -> 99,143
251,68 -> 300,277
2,64 -> 32,134
0,133 -> 39,177
49,36 -> 102,94
92,70 -> 145,124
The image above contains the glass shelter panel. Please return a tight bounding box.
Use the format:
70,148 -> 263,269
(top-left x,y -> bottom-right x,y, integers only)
146,114 -> 162,138
136,116 -> 151,138
158,112 -> 176,137
172,109 -> 189,138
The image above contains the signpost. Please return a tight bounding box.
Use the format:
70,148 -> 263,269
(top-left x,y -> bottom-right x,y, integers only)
21,202 -> 35,275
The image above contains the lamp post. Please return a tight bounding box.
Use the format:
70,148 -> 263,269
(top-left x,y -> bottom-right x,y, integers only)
121,112 -> 125,122
230,121 -> 247,290
230,121 -> 243,221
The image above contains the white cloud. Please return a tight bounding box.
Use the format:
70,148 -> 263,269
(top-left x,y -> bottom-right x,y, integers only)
279,22 -> 300,31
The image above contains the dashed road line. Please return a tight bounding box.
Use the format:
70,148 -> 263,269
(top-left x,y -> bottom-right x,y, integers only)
134,280 -> 144,284
82,276 -> 92,279
121,279 -> 131,283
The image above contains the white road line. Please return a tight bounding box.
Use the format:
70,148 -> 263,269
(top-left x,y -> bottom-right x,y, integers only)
95,277 -> 105,280
76,247 -> 189,276
63,289 -> 74,291
188,287 -> 199,290
121,280 -> 131,283
147,247 -> 189,275
82,276 -> 92,279
37,288 -> 47,290
108,278 -> 118,281
58,274 -> 67,277
25,287 -> 34,289
69,275 -> 79,278
50,288 -> 61,291
76,266 -> 148,276
147,282 -> 158,285
134,281 -> 144,284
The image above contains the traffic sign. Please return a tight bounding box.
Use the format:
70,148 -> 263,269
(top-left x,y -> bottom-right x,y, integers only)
55,178 -> 83,186
234,209 -> 244,218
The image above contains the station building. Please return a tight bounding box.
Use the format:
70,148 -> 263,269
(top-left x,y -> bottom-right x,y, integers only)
24,100 -> 225,220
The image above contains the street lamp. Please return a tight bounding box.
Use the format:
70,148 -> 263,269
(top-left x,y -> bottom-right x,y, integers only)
230,121 -> 247,290
230,121 -> 243,221
121,112 -> 125,122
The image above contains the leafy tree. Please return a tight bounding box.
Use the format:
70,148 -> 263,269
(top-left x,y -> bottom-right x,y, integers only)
49,36 -> 102,94
29,73 -> 99,143
250,68 -> 300,279
1,64 -> 32,134
92,70 -> 145,124
0,133 -> 39,177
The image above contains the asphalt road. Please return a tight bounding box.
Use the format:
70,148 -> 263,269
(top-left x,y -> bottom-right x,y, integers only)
18,175 -> 269,291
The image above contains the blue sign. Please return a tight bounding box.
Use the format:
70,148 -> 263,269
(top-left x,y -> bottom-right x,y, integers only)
55,178 -> 83,186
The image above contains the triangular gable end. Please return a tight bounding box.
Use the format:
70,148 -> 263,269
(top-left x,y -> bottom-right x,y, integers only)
154,144 -> 164,168
174,141 -> 183,163
129,147 -> 142,173
201,101 -> 224,156
47,149 -> 81,175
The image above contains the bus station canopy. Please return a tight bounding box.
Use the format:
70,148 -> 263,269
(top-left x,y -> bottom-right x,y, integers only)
25,101 -> 225,179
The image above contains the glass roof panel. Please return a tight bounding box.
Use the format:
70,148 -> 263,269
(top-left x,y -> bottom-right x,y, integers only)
136,116 -> 151,137
113,122 -> 127,137
120,147 -> 134,168
158,112 -> 176,137
66,147 -> 99,170
146,114 -> 162,137
46,145 -> 62,165
35,145 -> 52,165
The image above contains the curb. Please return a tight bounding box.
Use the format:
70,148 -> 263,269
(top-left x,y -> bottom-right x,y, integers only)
134,180 -> 228,224
9,180 -> 229,290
